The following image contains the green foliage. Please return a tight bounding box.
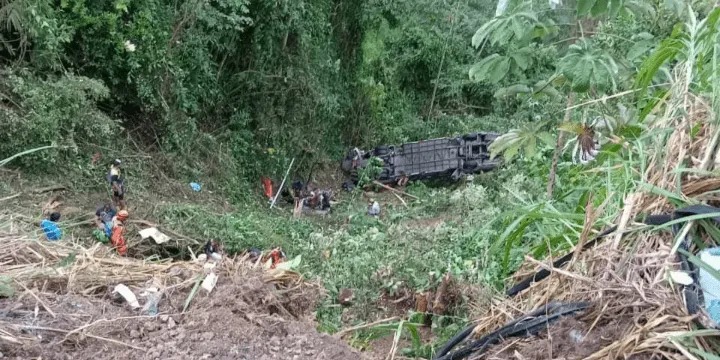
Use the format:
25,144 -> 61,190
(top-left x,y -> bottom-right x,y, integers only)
469,53 -> 511,84
488,121 -> 555,160
0,275 -> 14,298
635,6 -> 720,92
471,3 -> 551,49
557,39 -> 619,93
357,156 -> 384,187
0,70 -> 119,168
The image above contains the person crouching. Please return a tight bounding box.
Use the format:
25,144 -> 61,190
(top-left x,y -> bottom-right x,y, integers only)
40,212 -> 63,241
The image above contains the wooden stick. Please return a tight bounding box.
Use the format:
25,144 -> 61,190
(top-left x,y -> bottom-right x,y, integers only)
0,193 -> 21,202
61,315 -> 157,342
32,185 -> 67,194
333,316 -> 401,338
372,181 -> 418,200
13,324 -> 143,350
14,280 -> 56,318
392,192 -> 408,208
271,158 -> 295,209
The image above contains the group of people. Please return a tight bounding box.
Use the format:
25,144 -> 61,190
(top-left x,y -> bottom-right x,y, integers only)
40,159 -> 130,256
96,159 -> 129,255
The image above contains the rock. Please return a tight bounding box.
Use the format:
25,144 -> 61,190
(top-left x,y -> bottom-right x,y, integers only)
160,314 -> 169,322
167,317 -> 176,329
338,288 -> 354,306
144,321 -> 158,332
202,332 -> 215,341
130,329 -> 140,339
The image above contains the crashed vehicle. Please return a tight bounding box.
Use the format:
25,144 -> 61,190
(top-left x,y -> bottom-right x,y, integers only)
341,132 -> 501,185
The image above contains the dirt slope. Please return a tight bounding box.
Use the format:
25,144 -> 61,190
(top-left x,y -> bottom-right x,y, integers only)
0,239 -> 364,360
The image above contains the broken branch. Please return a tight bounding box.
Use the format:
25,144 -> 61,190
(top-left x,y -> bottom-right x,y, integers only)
372,181 -> 418,200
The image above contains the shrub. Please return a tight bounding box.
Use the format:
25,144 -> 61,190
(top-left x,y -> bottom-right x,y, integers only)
0,70 -> 119,169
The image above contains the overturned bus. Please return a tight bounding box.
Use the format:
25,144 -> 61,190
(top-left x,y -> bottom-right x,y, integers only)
341,132 -> 501,185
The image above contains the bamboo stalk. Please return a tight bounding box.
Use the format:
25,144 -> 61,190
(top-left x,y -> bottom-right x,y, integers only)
271,158 -> 295,209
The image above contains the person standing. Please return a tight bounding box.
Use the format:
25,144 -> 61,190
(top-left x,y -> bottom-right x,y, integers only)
110,210 -> 129,256
40,212 -> 63,241
108,159 -> 127,210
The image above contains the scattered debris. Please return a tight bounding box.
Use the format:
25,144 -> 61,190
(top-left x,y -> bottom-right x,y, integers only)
261,177 -> 274,200
338,288 -> 354,306
201,273 -> 218,293
698,247 -> 720,324
669,270 -> 694,285
367,200 -> 380,216
264,247 -> 287,269
112,284 -> 140,309
138,227 -> 171,244
203,240 -> 223,261
190,182 -> 201,192
342,181 -> 355,192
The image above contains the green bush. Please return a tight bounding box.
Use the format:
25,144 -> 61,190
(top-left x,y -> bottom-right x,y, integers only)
0,70 -> 119,169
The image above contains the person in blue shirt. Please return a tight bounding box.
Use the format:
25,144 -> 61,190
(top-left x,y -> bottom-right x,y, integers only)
40,212 -> 63,241
95,203 -> 116,238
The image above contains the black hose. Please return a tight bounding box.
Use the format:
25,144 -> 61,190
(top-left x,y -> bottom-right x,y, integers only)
432,324 -> 475,360
435,302 -> 590,360
436,205 -> 720,360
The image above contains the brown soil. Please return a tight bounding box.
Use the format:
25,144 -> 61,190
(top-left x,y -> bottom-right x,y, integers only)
1,265 -> 365,360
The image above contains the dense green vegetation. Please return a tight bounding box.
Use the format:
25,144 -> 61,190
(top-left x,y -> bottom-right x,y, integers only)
3,0 -> 720,357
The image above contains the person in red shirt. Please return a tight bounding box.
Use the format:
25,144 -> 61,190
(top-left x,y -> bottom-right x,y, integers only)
110,210 -> 129,256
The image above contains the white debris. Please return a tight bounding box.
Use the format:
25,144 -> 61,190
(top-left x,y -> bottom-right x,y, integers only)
669,270 -> 694,286
138,227 -> 170,244
124,40 -> 136,52
368,201 -> 380,216
698,248 -> 720,304
201,273 -> 218,293
113,284 -> 140,308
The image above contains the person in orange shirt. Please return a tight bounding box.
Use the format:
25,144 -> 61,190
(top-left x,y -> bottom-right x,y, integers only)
110,210 -> 129,256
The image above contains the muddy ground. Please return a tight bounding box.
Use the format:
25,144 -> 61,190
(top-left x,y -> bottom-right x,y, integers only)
1,263 -> 366,360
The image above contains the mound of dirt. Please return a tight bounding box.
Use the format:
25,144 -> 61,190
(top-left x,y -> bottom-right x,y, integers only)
0,240 -> 364,360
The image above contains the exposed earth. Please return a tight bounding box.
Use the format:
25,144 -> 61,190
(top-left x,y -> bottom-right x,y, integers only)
1,257 -> 366,360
